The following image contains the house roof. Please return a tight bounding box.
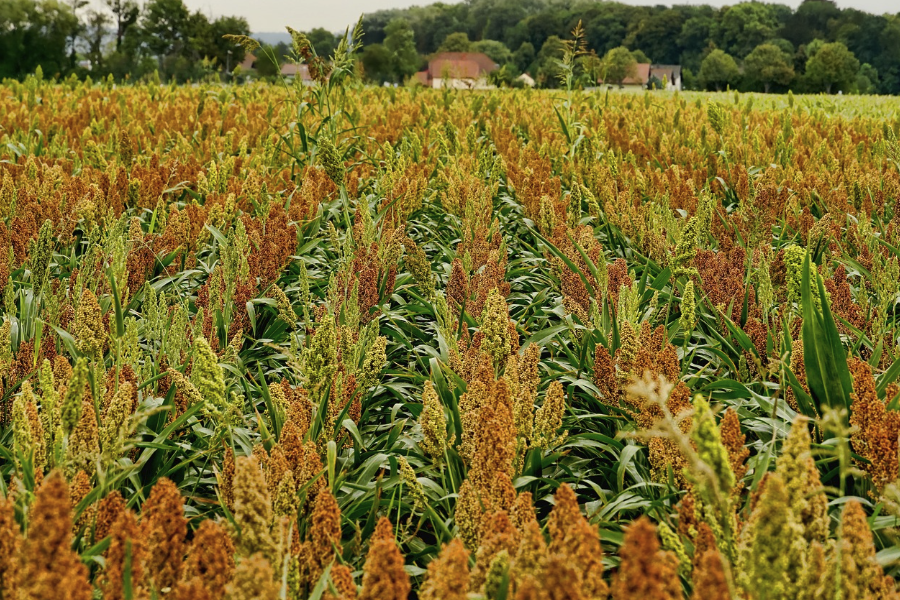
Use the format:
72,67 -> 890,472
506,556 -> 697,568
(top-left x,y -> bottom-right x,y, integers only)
280,63 -> 312,79
428,52 -> 499,79
622,63 -> 651,85
239,54 -> 256,70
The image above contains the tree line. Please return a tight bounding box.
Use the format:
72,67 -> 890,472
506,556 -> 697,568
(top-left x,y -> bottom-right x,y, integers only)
0,0 -> 252,82
359,0 -> 900,94
2,0 -> 899,94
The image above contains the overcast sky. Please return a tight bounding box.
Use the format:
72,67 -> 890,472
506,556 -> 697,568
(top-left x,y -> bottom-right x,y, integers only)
109,0 -> 900,33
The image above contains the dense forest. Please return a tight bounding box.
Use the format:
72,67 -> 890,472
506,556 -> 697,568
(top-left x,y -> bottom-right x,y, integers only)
2,0 -> 899,94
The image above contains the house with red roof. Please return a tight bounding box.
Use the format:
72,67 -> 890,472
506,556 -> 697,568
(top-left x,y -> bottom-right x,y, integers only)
415,52 -> 499,89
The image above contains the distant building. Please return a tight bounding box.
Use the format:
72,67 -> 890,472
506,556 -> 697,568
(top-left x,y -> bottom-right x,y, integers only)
649,65 -> 682,91
600,63 -> 682,91
280,63 -> 315,83
415,52 -> 499,89
239,54 -> 256,71
518,73 -> 536,88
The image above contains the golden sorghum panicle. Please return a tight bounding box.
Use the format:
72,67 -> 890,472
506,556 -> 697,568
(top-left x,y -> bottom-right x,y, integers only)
470,510 -> 518,593
192,336 -> 229,417
38,358 -> 59,456
100,381 -> 134,464
167,368 -> 204,411
307,487 -> 342,587
74,289 -> 105,357
483,549 -> 510,600
838,500 -> 893,600
318,137 -> 345,187
19,470 -> 93,600
690,395 -> 735,495
533,381 -> 567,450
419,538 -> 469,600
514,345 -> 540,443
60,357 -> 88,434
358,517 -> 411,600
402,237 -> 435,298
224,553 -> 280,600
547,483 -> 607,599
12,382 -> 45,475
774,416 -> 828,544
418,381 -> 447,465
272,471 -> 298,519
303,312 -> 338,394
398,456 -> 426,511
232,455 -> 275,560
658,520 -> 691,577
611,517 -> 682,600
357,335 -> 387,394
541,555 -> 587,600
181,519 -> 236,598
0,495 -> 21,599
513,514 -> 548,586
102,508 -> 146,600
737,473 -> 807,599
679,280 -> 697,335
66,398 -> 99,477
141,477 -> 188,591
480,287 -> 512,370
272,284 -> 296,329
455,479 -> 483,551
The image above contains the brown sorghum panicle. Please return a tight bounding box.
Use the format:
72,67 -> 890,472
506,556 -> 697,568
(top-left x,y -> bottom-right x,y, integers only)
419,538 -> 469,600
102,508 -> 146,600
358,517 -> 410,600
141,477 -> 188,591
181,519 -> 236,598
19,470 -> 92,600
612,517 -> 681,600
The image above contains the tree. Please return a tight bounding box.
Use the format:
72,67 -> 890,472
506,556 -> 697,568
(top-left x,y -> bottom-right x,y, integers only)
105,0 -> 139,52
472,40 -> 511,65
195,15 -> 251,72
513,41 -> 535,73
0,0 -> 79,79
383,18 -> 420,82
141,0 -> 190,63
361,43 -> 393,83
744,43 -> 794,92
631,48 -> 651,64
857,63 -> 879,94
438,31 -> 471,53
715,2 -> 780,58
254,44 -> 280,78
805,41 -> 859,93
82,10 -> 110,70
602,46 -> 638,86
534,35 -> 566,87
699,49 -> 740,91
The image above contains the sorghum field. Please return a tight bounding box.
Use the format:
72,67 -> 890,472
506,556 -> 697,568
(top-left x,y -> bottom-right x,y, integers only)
6,51 -> 900,600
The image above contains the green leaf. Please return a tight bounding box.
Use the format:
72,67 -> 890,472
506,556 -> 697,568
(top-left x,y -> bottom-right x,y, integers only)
801,252 -> 852,415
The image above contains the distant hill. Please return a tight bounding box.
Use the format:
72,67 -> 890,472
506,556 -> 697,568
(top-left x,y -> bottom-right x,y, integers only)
253,32 -> 292,46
